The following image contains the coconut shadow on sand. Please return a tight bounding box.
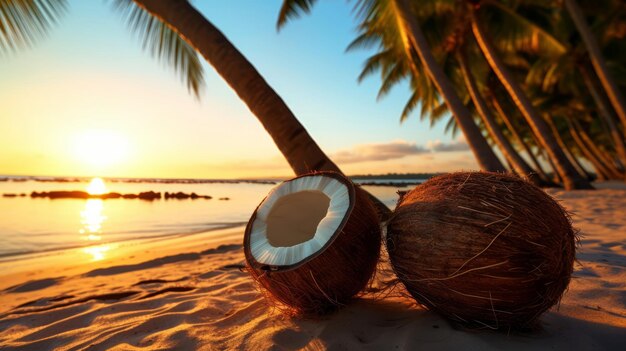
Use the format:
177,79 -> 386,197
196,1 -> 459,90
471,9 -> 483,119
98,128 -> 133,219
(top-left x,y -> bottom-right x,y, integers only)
269,299 -> 626,350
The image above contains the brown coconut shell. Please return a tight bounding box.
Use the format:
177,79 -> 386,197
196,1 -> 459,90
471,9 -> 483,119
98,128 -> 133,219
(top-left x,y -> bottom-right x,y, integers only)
387,171 -> 576,329
244,172 -> 381,316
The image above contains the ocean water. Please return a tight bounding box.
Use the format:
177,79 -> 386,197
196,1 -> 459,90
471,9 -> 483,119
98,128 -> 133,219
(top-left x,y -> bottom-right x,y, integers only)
0,177 -> 419,260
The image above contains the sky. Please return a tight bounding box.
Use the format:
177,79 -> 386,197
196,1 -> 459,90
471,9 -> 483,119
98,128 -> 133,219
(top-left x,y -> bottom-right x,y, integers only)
0,0 -> 479,179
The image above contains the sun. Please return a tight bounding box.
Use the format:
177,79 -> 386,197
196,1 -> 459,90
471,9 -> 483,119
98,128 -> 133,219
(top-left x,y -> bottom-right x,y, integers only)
73,130 -> 130,169
86,177 -> 108,195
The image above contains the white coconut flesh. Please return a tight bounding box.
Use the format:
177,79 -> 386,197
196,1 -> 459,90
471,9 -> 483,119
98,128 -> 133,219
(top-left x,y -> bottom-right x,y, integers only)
249,175 -> 351,267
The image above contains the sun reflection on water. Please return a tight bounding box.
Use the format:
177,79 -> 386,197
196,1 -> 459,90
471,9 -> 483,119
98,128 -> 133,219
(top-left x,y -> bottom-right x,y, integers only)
80,178 -> 115,261
80,199 -> 106,238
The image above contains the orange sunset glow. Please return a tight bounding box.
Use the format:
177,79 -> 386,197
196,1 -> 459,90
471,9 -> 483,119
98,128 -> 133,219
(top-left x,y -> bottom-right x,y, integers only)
1,1 -> 624,349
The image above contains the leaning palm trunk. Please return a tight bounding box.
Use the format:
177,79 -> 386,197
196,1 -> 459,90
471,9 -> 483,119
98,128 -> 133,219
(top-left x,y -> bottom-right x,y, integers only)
564,0 -> 626,133
561,136 -> 593,180
575,122 -> 624,178
532,133 -> 563,184
131,0 -> 392,216
542,149 -> 564,184
457,48 -> 541,185
393,0 -> 505,172
544,117 -> 591,181
581,137 -> 624,176
490,95 -> 552,183
580,65 -> 626,171
567,119 -> 617,179
471,16 -> 592,190
569,128 -> 610,180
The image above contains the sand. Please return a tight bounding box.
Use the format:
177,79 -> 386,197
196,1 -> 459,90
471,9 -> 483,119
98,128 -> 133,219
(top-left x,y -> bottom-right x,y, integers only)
0,183 -> 625,350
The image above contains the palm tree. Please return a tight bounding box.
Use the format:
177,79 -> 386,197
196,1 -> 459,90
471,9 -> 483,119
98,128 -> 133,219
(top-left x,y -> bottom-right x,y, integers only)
574,119 -> 624,178
561,134 -> 594,180
456,43 -> 542,184
278,0 -> 507,172
579,65 -> 626,171
545,115 -> 594,180
522,2 -> 626,178
488,92 -> 553,183
469,6 -> 592,189
390,0 -> 506,172
526,53 -> 626,175
563,0 -> 626,133
566,118 -> 616,179
281,0 -> 594,188
394,0 -> 592,188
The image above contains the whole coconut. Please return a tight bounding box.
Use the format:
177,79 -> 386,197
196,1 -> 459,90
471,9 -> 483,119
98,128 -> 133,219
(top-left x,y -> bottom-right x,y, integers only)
387,172 -> 576,329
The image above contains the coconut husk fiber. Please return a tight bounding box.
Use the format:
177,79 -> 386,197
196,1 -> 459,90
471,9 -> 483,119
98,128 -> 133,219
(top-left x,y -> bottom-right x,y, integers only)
244,172 -> 381,316
386,171 -> 576,329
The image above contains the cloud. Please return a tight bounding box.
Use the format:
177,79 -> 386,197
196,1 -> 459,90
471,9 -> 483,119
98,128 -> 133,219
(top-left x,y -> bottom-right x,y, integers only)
426,138 -> 470,152
331,138 -> 472,164
332,140 -> 428,164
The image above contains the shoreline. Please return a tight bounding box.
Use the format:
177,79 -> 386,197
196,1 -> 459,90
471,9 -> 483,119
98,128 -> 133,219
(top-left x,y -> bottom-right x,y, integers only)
0,222 -> 246,263
0,224 -> 246,293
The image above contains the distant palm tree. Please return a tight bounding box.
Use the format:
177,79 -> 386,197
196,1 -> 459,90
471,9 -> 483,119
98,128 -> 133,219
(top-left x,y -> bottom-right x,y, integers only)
526,51 -> 626,175
580,66 -> 626,171
566,118 -> 617,179
456,43 -> 543,185
467,3 -> 592,189
488,91 -> 554,183
545,115 -> 593,179
523,1 -> 626,178
563,0 -> 626,134
574,119 -> 623,178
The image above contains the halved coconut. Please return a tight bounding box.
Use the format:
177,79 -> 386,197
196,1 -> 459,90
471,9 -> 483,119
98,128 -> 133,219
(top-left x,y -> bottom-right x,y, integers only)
244,172 -> 381,315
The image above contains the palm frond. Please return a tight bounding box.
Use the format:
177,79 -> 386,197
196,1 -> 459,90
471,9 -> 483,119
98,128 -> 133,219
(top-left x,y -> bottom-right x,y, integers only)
0,0 -> 66,53
420,88 -> 435,119
444,115 -> 459,136
400,90 -> 419,123
276,0 -> 318,30
499,50 -> 530,70
482,2 -> 567,57
525,57 -> 553,87
430,100 -> 449,121
411,0 -> 455,18
357,49 -> 393,82
377,60 -> 407,100
112,0 -> 204,98
346,30 -> 381,52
